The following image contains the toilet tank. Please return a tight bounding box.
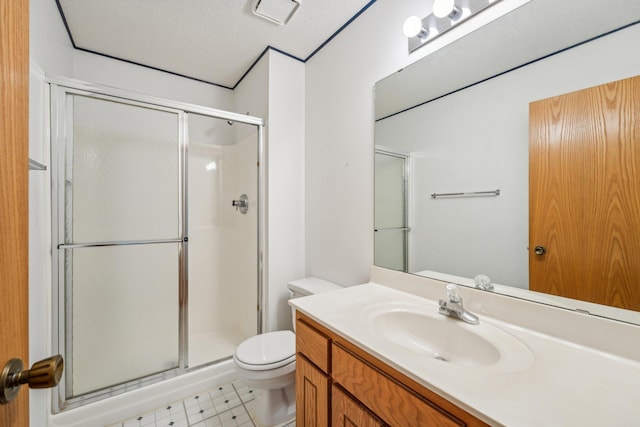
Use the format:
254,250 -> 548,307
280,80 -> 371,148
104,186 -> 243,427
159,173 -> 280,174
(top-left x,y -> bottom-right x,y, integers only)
287,277 -> 342,299
288,277 -> 342,330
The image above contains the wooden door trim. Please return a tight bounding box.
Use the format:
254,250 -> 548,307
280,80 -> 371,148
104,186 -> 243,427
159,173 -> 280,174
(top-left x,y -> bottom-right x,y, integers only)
0,0 -> 30,425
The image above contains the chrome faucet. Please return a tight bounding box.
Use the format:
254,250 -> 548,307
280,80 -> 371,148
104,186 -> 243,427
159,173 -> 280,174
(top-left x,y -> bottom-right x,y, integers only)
438,284 -> 479,325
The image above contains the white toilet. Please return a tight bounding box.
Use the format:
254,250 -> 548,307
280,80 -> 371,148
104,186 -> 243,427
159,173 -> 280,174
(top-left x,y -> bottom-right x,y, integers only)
233,277 -> 342,426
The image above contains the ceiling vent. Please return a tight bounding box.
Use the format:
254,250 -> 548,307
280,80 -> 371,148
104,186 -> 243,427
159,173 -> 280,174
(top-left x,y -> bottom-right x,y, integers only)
251,0 -> 301,25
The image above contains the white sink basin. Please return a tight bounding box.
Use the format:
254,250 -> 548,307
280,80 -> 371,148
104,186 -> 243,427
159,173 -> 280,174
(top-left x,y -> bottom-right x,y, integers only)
362,301 -> 534,373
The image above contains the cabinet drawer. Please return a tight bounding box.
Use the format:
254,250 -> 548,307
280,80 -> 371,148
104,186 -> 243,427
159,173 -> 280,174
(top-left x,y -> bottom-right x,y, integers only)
296,318 -> 331,373
332,344 -> 465,427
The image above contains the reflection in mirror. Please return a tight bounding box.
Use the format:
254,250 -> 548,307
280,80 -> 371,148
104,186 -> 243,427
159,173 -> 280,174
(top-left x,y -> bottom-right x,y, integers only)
374,0 -> 640,324
374,150 -> 409,271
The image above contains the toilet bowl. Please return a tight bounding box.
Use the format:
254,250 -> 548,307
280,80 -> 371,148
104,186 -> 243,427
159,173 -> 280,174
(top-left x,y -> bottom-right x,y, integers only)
233,277 -> 342,426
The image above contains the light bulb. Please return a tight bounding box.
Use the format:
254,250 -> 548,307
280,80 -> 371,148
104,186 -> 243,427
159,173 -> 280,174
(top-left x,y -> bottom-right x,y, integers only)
403,16 -> 425,38
433,0 -> 456,19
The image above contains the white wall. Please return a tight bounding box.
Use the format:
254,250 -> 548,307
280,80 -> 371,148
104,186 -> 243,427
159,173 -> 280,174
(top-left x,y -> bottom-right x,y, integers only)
265,52 -> 306,330
235,50 -> 306,331
305,0 -> 416,285
72,51 -> 234,109
30,0 -> 74,76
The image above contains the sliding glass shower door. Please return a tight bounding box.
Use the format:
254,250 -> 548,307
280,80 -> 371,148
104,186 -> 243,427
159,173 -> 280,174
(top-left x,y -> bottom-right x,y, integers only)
55,92 -> 184,397
50,81 -> 264,408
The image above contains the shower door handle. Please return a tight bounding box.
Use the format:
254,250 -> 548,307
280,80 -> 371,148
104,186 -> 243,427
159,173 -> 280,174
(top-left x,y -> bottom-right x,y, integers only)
0,355 -> 64,404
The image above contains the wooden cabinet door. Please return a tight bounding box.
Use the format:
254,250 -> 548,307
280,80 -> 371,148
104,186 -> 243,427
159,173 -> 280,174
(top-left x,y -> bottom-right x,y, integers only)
529,75 -> 640,310
296,354 -> 330,427
0,0 -> 30,425
332,385 -> 384,427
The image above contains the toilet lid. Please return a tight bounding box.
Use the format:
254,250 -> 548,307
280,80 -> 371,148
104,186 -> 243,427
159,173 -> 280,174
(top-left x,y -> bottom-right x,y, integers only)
234,330 -> 296,371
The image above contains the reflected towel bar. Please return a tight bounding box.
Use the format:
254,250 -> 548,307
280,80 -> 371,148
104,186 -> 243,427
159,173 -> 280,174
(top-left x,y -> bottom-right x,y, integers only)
431,189 -> 500,199
29,158 -> 47,171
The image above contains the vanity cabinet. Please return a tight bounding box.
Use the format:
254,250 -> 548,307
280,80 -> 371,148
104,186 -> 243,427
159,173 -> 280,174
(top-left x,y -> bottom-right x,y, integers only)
296,312 -> 489,427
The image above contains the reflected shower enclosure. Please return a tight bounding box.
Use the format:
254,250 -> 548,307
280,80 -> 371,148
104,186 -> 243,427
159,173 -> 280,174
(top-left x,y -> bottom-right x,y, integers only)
50,81 -> 264,409
374,150 -> 409,272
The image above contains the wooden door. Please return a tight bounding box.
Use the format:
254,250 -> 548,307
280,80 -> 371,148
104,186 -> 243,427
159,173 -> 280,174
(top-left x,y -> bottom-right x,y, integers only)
529,75 -> 640,311
0,0 -> 30,425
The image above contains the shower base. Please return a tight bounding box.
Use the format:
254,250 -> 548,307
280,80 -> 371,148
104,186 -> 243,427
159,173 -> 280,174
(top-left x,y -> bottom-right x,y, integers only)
189,330 -> 248,367
50,360 -> 237,427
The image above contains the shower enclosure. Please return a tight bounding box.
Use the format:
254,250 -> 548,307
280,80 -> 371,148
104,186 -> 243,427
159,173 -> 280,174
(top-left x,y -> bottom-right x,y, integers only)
374,150 -> 409,272
49,78 -> 264,410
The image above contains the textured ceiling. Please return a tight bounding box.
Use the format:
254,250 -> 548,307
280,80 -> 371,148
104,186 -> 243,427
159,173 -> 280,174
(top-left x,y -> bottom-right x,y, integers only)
57,0 -> 376,89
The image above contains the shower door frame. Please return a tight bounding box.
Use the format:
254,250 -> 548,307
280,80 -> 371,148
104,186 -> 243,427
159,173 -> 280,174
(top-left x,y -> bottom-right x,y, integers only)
48,76 -> 266,412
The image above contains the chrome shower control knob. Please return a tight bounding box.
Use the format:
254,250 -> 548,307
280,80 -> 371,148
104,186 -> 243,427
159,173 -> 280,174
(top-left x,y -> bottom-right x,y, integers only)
231,194 -> 249,214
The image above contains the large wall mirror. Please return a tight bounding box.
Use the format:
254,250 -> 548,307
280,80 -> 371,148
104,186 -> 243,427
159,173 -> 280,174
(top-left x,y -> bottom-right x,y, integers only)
374,0 -> 640,325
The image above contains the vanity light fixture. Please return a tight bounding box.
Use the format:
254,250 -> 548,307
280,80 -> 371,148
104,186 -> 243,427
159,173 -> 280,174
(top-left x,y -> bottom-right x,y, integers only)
432,0 -> 461,19
404,0 -> 502,53
403,16 -> 429,39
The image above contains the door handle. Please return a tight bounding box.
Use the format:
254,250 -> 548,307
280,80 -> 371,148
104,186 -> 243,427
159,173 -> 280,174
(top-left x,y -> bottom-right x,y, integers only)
0,355 -> 64,404
534,245 -> 547,255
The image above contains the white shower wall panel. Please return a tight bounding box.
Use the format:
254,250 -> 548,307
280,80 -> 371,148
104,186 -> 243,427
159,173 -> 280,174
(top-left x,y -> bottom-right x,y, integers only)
188,142 -> 226,337
220,134 -> 258,340
188,128 -> 258,366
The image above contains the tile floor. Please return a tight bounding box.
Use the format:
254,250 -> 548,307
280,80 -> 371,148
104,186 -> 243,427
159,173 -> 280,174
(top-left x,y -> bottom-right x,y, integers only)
106,379 -> 296,427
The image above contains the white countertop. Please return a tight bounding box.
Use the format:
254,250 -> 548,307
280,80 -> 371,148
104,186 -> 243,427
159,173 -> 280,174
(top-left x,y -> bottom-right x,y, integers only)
290,282 -> 640,426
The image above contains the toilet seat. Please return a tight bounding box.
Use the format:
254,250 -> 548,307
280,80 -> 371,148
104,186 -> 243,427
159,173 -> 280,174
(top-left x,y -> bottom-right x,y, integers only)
233,330 -> 295,371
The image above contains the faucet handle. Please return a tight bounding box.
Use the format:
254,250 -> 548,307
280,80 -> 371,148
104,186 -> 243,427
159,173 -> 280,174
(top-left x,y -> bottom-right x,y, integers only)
446,283 -> 462,303
474,274 -> 493,291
